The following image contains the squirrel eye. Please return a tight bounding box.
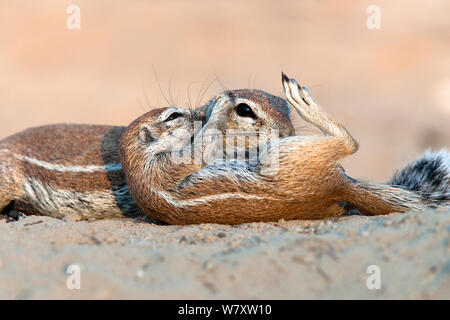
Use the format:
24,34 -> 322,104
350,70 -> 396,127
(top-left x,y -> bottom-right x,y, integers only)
236,103 -> 257,119
164,112 -> 182,122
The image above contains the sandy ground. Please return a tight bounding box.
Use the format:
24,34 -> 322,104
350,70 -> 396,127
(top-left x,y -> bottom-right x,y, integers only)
1,208 -> 448,299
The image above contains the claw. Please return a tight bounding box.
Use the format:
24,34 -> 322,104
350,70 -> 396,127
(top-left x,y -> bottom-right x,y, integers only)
281,73 -> 315,118
281,72 -> 289,84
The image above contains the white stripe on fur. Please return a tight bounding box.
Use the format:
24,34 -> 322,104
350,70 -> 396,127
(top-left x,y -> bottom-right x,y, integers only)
153,189 -> 282,208
0,148 -> 122,172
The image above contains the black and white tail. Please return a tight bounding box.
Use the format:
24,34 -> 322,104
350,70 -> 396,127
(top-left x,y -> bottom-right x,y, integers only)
388,149 -> 450,207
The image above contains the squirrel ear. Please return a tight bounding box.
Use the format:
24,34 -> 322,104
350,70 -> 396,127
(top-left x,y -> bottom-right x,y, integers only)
138,126 -> 154,144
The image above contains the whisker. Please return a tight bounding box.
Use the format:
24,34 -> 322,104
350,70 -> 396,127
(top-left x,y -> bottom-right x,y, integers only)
187,81 -> 198,110
213,70 -> 227,92
197,77 -> 216,109
168,73 -> 176,106
152,66 -> 171,107
194,76 -> 208,110
137,97 -> 147,113
142,79 -> 152,111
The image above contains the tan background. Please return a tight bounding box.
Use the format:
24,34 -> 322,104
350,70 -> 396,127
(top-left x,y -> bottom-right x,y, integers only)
1,0 -> 449,181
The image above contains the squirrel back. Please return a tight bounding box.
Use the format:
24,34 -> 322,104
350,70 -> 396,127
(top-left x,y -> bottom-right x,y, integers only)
0,124 -> 138,219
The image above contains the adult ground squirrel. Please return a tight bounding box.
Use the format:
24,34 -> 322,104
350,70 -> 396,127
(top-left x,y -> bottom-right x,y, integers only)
0,107 -> 199,220
120,74 -> 449,225
0,89 -> 293,220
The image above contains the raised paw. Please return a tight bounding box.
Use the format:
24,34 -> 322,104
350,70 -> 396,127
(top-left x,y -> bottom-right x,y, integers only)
281,72 -> 321,119
281,72 -> 359,156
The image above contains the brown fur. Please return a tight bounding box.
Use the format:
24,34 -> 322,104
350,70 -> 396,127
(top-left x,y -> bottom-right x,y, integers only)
1,125 -> 126,190
120,75 -> 425,225
0,88 -> 293,220
0,124 -> 129,217
0,106 -> 203,219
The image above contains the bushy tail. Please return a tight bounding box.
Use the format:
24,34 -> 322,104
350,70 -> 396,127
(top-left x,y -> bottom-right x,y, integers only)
388,149 -> 450,207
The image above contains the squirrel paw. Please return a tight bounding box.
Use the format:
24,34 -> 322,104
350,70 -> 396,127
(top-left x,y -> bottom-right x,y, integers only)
281,72 -> 321,117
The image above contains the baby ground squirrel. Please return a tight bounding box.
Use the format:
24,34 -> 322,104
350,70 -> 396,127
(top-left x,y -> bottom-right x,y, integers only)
120,74 -> 450,225
0,89 -> 293,220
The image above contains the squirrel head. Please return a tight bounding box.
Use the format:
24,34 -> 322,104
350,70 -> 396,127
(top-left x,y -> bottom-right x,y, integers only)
201,89 -> 295,156
204,89 -> 295,138
120,89 -> 296,168
120,106 -> 199,157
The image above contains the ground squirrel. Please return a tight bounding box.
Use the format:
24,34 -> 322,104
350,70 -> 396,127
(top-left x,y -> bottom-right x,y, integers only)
0,89 -> 293,220
0,107 -> 198,220
120,74 -> 449,225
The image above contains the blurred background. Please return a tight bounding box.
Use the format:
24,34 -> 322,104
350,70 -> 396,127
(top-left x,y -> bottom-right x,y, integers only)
0,0 -> 449,181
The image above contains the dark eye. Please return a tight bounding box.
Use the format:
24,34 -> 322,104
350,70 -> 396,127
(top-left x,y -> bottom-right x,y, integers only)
236,103 -> 257,119
164,112 -> 182,122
